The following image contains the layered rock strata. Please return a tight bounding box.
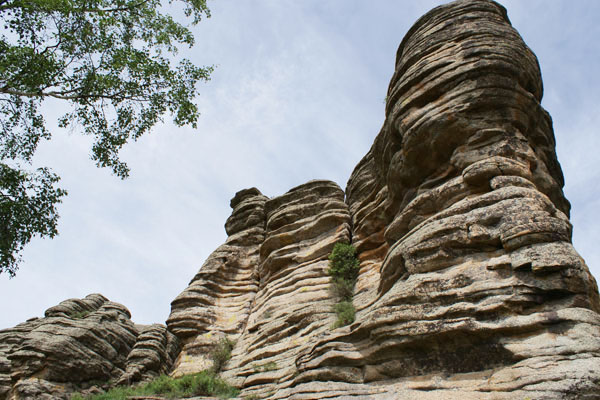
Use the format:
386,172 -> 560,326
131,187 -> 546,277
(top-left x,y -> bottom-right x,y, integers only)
166,0 -> 600,399
285,0 -> 600,398
1,1 -> 599,399
0,294 -> 175,399
166,188 -> 268,376
167,180 -> 351,398
116,324 -> 180,385
222,180 -> 350,399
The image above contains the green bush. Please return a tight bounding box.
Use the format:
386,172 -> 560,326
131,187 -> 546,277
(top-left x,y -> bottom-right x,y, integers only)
211,337 -> 234,373
332,301 -> 356,328
328,242 -> 360,282
328,242 -> 360,329
72,371 -> 239,399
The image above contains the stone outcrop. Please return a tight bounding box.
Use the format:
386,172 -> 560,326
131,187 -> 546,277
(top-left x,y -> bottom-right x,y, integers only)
1,1 -> 599,399
166,187 -> 268,376
165,0 -> 600,399
116,324 -> 180,386
166,180 -> 351,398
0,294 -> 175,399
222,180 -> 350,399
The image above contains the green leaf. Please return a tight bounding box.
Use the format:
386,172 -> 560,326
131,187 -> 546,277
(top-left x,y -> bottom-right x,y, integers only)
0,0 -> 212,274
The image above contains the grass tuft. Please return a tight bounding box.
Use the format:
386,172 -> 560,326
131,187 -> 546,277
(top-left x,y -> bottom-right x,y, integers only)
70,310 -> 90,319
72,370 -> 239,399
252,361 -> 278,373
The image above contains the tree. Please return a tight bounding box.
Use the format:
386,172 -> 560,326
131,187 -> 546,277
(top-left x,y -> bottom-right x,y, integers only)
0,0 -> 214,276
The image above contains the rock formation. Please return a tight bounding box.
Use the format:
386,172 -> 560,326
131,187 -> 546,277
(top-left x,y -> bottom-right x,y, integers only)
166,0 -> 600,399
0,294 -> 177,399
1,0 -> 599,399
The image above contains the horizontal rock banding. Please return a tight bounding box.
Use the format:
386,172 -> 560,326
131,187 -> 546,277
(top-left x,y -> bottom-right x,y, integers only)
0,294 -> 159,399
3,1 -> 599,399
117,324 -> 180,385
165,1 -> 600,398
240,181 -> 349,397
166,188 -> 267,376
287,0 -> 600,399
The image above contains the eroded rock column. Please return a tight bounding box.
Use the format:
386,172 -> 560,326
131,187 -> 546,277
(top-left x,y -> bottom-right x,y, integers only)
222,180 -> 351,399
167,188 -> 267,376
292,1 -> 600,399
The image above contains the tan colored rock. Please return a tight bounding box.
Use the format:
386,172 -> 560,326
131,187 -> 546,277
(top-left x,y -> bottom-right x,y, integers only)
166,180 -> 351,398
166,188 -> 268,376
116,323 -> 180,385
2,1 -> 598,399
166,1 -> 600,399
222,180 -> 350,399
0,294 -> 139,400
288,1 -> 600,399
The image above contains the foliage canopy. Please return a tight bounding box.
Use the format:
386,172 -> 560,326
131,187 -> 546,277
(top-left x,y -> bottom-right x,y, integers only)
0,0 -> 213,276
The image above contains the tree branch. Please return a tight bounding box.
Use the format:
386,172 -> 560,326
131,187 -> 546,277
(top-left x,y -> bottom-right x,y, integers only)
0,86 -> 154,102
0,0 -> 152,13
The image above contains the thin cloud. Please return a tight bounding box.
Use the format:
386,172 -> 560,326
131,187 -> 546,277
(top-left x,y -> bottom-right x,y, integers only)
1,0 -> 598,328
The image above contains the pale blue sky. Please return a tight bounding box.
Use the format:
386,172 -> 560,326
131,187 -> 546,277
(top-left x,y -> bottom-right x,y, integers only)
1,0 -> 599,329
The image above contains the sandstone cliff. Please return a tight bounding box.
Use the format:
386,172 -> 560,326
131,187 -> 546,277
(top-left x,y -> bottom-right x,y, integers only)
1,0 -> 599,399
166,0 -> 600,398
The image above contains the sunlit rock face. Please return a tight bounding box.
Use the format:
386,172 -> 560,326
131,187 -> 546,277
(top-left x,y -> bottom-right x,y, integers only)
0,1 -> 594,398
166,187 -> 267,376
167,0 -> 600,399
5,2 -> 597,397
167,180 -> 351,399
290,0 -> 600,398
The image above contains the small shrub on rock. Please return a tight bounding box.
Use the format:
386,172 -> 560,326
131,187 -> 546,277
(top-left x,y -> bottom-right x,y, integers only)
333,301 -> 356,328
211,337 -> 235,373
328,242 -> 360,282
330,276 -> 355,302
328,242 -> 360,328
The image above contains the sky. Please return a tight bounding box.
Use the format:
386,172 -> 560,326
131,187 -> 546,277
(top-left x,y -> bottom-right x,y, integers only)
1,0 -> 599,329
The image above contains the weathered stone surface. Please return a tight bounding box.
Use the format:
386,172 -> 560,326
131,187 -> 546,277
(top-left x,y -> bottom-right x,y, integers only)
166,188 -> 268,376
0,294 -> 161,399
221,180 -> 351,399
2,1 -> 598,399
166,180 -> 351,398
116,324 -> 180,385
165,1 -> 600,399
284,0 -> 600,398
